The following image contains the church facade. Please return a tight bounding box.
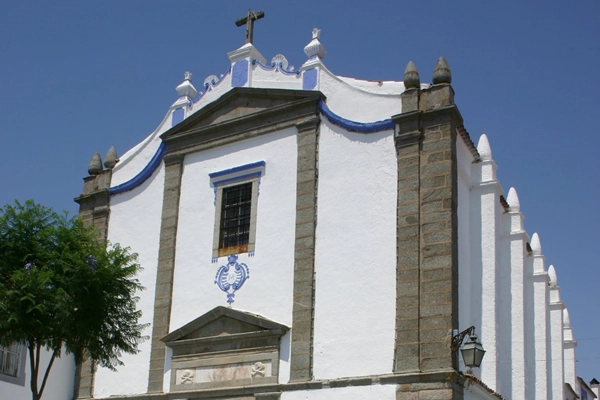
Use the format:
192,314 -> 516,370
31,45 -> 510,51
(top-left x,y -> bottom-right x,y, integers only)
3,25 -> 594,400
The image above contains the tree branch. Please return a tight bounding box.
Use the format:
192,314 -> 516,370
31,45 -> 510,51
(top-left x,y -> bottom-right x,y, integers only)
28,343 -> 37,400
37,347 -> 58,400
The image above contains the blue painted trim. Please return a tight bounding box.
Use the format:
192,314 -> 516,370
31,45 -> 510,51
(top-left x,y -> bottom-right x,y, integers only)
252,59 -> 301,76
318,100 -> 394,133
209,160 -> 266,180
232,60 -> 249,87
172,107 -> 184,126
109,142 -> 167,195
213,171 -> 262,187
303,68 -> 317,90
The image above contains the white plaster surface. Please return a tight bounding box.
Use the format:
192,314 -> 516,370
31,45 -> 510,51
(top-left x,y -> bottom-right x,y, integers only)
93,163 -> 165,397
281,384 -> 396,400
0,348 -> 74,400
319,66 -> 402,122
313,121 -> 397,379
171,128 -> 297,331
252,62 -> 302,89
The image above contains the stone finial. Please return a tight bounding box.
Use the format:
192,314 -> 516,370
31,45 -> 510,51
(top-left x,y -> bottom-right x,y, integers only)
88,152 -> 103,175
548,265 -> 558,287
563,308 -> 571,327
432,56 -> 452,85
176,72 -> 198,99
507,187 -> 520,212
304,28 -> 327,59
403,61 -> 420,89
530,232 -> 542,255
104,146 -> 119,169
477,134 -> 493,161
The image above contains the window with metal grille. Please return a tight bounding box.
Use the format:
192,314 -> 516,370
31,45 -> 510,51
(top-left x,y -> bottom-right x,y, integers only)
219,183 -> 253,249
0,343 -> 20,377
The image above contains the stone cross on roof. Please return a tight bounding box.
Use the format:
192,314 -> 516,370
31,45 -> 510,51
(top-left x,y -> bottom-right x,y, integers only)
235,9 -> 265,44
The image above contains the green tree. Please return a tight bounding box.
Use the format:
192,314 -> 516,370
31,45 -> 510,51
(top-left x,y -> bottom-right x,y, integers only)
0,200 -> 148,400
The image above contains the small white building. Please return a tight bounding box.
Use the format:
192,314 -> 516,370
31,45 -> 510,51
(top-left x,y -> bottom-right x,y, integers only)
1,27 -> 594,400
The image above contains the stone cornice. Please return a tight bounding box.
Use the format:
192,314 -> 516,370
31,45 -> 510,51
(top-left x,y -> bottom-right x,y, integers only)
94,370 -> 463,400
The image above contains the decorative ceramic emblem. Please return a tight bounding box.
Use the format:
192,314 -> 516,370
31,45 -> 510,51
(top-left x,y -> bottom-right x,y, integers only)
214,255 -> 249,304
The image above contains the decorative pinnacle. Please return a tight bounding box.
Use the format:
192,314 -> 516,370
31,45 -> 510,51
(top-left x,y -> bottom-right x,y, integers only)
507,187 -> 520,212
403,61 -> 420,89
432,56 -> 452,84
563,308 -> 571,327
304,28 -> 327,59
104,146 -> 119,169
175,73 -> 198,99
88,152 -> 103,175
476,134 -> 492,161
530,232 -> 542,255
548,265 -> 558,287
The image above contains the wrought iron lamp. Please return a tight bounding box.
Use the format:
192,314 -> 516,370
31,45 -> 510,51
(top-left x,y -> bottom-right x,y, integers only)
451,326 -> 486,369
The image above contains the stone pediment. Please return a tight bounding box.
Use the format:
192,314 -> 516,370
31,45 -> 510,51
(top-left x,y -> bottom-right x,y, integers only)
160,87 -> 324,154
162,306 -> 288,350
162,307 -> 289,392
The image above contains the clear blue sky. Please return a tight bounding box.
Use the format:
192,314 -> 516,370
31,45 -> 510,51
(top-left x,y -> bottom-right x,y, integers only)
1,0 -> 598,383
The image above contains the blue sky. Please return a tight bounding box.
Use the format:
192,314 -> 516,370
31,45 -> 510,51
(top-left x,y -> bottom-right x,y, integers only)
1,0 -> 598,383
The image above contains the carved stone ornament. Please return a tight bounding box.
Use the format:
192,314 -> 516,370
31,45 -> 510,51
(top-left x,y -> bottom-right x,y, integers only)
179,369 -> 195,384
251,361 -> 266,377
103,146 -> 119,169
432,56 -> 452,84
403,61 -> 420,89
204,75 -> 219,89
304,28 -> 327,59
271,54 -> 289,69
88,152 -> 103,175
161,306 -> 289,392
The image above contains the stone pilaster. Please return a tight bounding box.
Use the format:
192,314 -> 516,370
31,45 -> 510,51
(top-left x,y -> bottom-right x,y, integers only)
74,169 -> 112,399
289,116 -> 320,382
393,82 -> 462,398
147,154 -> 184,393
393,86 -> 422,373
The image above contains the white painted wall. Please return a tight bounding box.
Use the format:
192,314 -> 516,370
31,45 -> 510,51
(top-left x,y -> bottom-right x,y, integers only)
457,133 -> 473,358
469,144 -> 501,388
281,384 -> 396,400
171,128 -> 298,386
318,66 -> 402,122
313,120 -> 397,379
93,163 -> 165,397
0,348 -> 74,400
252,62 -> 302,89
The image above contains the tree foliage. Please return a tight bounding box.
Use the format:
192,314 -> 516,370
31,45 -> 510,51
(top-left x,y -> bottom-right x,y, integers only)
0,200 -> 148,400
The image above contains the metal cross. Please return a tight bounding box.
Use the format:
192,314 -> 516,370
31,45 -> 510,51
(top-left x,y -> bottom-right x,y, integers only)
235,9 -> 265,44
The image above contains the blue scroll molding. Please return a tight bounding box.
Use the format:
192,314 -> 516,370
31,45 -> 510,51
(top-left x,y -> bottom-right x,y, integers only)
109,102 -> 393,195
109,142 -> 167,196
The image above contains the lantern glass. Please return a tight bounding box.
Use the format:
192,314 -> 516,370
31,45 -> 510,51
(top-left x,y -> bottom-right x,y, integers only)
460,334 -> 486,368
